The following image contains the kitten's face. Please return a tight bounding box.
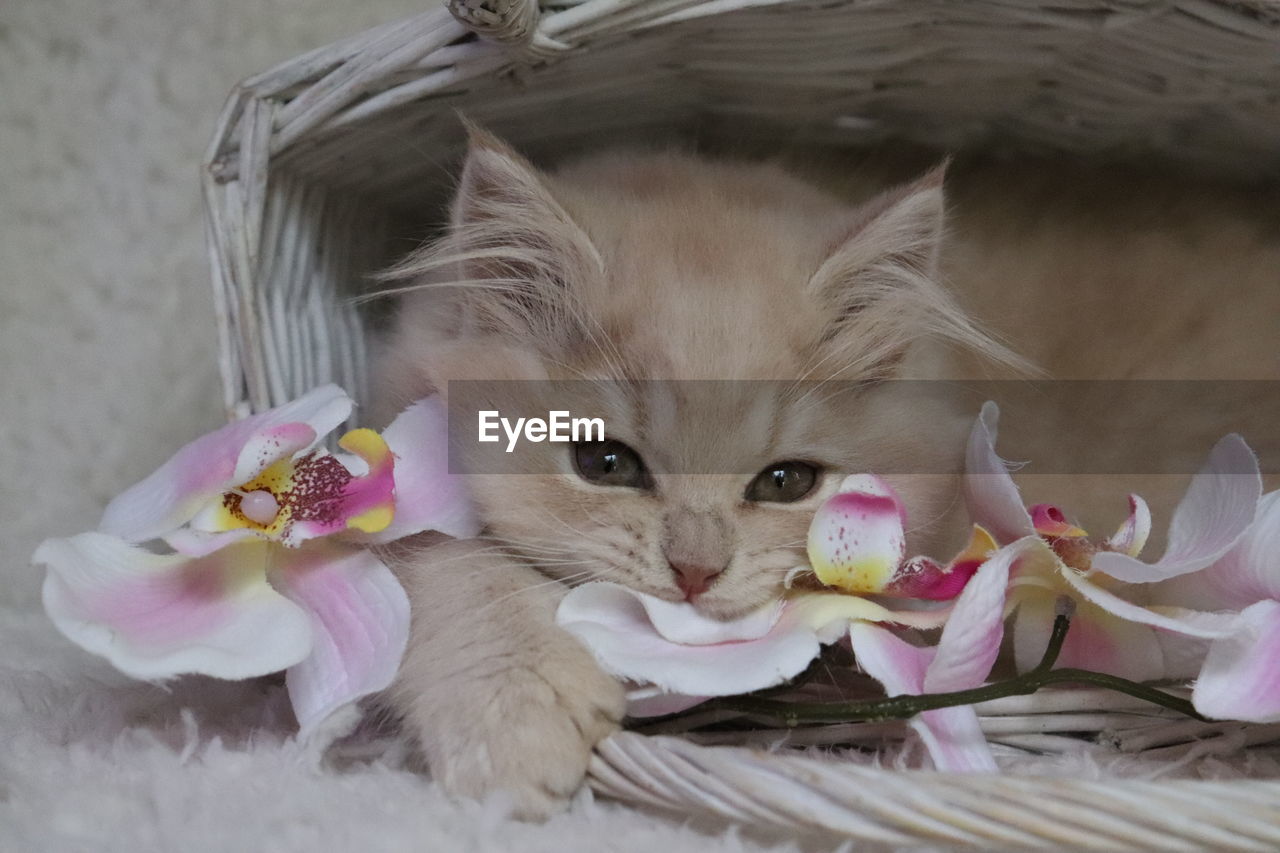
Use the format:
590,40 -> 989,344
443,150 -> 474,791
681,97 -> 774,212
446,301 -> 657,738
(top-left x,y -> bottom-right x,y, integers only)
380,133 -> 1005,618
454,380 -> 966,619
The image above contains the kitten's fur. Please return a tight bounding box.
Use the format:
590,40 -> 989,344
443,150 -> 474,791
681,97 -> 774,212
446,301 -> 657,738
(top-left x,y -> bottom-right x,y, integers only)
374,129 -> 1279,816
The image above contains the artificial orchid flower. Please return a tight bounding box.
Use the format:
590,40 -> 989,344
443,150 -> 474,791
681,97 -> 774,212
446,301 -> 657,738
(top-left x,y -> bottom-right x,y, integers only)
557,473 -> 986,719
965,401 -> 1280,721
810,471 -> 1054,771
851,538 -> 1050,771
34,384 -> 477,735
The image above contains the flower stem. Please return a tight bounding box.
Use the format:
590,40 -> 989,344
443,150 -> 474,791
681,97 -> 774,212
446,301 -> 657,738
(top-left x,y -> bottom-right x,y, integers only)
691,608 -> 1206,726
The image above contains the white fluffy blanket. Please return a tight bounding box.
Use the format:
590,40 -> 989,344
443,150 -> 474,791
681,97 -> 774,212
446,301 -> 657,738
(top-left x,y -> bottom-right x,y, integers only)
1,610 -> 803,851
0,3 -> 792,850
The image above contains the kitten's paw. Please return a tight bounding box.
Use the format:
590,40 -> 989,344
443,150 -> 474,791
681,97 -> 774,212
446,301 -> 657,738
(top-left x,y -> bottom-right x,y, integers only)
421,637 -> 625,820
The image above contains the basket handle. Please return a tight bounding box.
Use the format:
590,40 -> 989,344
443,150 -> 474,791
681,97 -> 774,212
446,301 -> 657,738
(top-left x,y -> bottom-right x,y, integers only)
446,0 -> 541,45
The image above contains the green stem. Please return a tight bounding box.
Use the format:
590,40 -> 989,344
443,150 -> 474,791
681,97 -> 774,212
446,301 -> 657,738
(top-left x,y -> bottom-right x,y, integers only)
686,606 -> 1206,727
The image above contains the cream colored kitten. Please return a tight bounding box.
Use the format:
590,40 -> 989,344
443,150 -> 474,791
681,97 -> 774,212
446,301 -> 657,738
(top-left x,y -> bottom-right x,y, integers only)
373,129 -> 1278,817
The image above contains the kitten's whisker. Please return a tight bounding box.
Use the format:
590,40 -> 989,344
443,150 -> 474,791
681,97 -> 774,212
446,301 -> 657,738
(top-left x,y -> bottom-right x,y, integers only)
385,544 -> 527,571
350,277 -> 532,305
473,564 -> 617,615
500,539 -> 583,557
476,531 -> 580,552
576,504 -> 614,531
528,505 -> 600,542
741,538 -> 807,552
472,577 -> 576,616
527,558 -> 603,569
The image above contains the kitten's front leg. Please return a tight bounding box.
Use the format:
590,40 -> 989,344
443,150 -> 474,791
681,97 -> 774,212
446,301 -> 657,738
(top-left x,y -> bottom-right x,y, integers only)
388,538 -> 625,819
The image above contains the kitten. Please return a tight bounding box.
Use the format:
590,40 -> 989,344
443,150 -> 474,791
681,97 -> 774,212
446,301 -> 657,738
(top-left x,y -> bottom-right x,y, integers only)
373,128 -> 1279,816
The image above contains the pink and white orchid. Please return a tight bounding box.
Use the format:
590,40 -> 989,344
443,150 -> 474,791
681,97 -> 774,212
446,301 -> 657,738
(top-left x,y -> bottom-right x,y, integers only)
34,384 -> 477,735
965,401 -> 1280,722
811,472 -> 1050,771
557,473 -> 1003,770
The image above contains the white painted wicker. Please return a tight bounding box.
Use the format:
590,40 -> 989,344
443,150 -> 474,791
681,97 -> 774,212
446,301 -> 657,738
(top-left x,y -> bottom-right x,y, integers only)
203,1 -> 1280,846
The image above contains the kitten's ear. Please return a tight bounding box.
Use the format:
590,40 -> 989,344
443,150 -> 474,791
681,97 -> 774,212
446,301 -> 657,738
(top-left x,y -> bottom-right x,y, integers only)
447,124 -> 599,346
450,122 -> 555,230
815,163 -> 948,292
807,164 -> 1021,377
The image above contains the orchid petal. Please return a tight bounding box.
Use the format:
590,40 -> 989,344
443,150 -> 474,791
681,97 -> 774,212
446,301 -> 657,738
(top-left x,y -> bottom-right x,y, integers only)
644,594 -> 779,645
1012,588 -> 1166,682
912,706 -> 998,773
1091,434 -> 1261,583
923,538 -> 1029,694
561,582 -> 781,645
885,526 -> 995,601
360,396 -> 479,543
557,582 -> 821,698
855,538 -> 1026,769
560,581 -> 829,701
270,545 -> 410,736
1059,566 -> 1236,639
164,526 -> 260,557
807,474 -> 906,594
35,533 -> 312,681
1192,599 -> 1280,723
787,590 -> 952,634
849,620 -> 932,694
99,384 -> 352,543
858,538 -> 1042,773
1156,631 -> 1212,682
1157,491 -> 1280,612
1103,494 -> 1152,558
963,402 -> 1035,544
850,622 -> 996,772
885,557 -> 979,601
1009,589 -> 1060,675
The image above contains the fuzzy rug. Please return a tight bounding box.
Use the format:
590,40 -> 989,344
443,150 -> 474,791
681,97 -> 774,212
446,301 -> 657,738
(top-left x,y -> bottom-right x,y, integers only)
1,609 -> 810,852
0,2 -> 797,850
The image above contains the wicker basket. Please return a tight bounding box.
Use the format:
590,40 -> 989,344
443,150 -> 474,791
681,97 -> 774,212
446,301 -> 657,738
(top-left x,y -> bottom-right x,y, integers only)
202,1 -> 1280,847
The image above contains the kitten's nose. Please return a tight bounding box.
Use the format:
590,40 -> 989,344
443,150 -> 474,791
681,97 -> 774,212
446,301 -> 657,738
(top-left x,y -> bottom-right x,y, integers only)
670,561 -> 724,600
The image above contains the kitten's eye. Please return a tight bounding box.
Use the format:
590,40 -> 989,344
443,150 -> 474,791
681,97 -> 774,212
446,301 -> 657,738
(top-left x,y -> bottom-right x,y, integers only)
745,461 -> 819,503
573,440 -> 651,489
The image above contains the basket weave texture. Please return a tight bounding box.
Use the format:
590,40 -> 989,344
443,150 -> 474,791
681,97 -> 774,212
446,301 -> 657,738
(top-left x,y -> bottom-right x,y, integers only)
203,1 -> 1280,846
